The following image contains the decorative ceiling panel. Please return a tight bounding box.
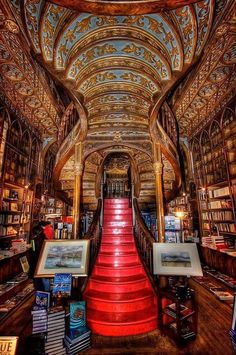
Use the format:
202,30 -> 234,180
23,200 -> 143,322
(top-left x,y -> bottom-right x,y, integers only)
172,0 -> 236,138
0,27 -> 61,136
24,0 -> 44,53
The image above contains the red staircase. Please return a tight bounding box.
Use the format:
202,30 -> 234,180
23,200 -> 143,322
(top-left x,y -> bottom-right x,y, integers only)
83,198 -> 158,336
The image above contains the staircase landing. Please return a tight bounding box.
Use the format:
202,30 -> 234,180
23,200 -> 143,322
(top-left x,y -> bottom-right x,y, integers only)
83,198 -> 158,336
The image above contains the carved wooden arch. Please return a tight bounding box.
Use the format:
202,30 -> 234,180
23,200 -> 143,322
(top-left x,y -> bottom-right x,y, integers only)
220,106 -> 235,129
83,143 -> 148,199
48,0 -> 202,15
83,142 -> 153,161
200,129 -> 210,146
190,137 -> 200,155
8,119 -> 23,149
21,129 -> 32,153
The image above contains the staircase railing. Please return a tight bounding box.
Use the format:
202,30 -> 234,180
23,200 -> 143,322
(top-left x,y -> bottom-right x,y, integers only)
133,198 -> 156,279
83,199 -> 102,275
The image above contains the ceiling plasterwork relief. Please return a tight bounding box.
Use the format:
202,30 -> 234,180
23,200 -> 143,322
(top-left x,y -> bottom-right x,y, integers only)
173,1 -> 236,137
0,27 -> 61,136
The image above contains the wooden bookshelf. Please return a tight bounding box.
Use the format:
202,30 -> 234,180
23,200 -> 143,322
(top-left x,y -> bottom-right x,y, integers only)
191,99 -> 236,254
167,194 -> 193,242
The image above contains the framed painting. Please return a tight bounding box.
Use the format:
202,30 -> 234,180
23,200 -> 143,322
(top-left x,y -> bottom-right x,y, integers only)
34,239 -> 90,277
153,243 -> 203,276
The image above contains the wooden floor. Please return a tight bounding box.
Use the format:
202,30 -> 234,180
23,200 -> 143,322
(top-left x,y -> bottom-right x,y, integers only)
0,279 -> 234,355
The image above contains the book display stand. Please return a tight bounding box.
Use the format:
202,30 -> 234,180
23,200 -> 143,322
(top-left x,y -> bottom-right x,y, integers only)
158,280 -> 197,343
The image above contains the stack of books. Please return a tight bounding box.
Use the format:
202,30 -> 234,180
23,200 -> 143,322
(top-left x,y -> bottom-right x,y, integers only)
201,236 -> 213,248
31,307 -> 47,334
64,301 -> 91,354
64,326 -> 91,354
170,321 -> 195,340
44,306 -> 66,355
229,329 -> 236,351
212,235 -> 227,250
165,303 -> 191,318
11,239 -> 27,253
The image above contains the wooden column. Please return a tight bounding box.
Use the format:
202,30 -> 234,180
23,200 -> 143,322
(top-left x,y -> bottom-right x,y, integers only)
72,143 -> 83,239
153,143 -> 165,243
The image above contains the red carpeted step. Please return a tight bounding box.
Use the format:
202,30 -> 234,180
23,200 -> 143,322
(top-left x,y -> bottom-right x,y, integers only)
86,308 -> 157,336
104,209 -> 132,222
84,289 -> 156,312
103,221 -> 133,228
101,235 -> 134,243
100,242 -> 136,253
93,263 -> 144,277
98,252 -> 139,264
104,209 -> 132,216
83,198 -> 158,336
88,274 -> 148,292
103,227 -> 133,235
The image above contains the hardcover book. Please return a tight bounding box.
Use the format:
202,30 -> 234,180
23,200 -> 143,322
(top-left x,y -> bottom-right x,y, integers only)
69,301 -> 86,330
52,273 -> 72,297
35,291 -> 50,309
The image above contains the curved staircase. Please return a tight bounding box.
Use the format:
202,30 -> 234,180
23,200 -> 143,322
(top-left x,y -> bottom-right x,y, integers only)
83,198 -> 158,336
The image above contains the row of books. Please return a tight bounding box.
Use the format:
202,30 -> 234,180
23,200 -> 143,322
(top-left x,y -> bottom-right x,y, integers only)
0,272 -> 28,296
0,282 -> 34,320
202,210 -> 233,221
0,225 -> 17,236
0,214 -> 20,224
209,186 -> 230,198
203,266 -> 236,289
193,275 -> 233,301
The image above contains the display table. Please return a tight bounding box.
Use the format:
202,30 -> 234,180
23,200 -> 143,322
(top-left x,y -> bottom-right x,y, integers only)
157,286 -> 197,343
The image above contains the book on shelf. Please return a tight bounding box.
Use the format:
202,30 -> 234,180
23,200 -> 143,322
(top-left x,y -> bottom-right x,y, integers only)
165,303 -> 192,318
19,256 -> 29,273
169,321 -> 195,339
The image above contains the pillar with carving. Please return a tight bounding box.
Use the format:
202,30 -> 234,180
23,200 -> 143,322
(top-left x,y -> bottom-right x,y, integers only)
72,142 -> 83,239
153,143 -> 165,243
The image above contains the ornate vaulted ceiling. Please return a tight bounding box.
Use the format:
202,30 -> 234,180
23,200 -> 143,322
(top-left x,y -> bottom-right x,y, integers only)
6,0 -> 215,155
0,0 -> 234,208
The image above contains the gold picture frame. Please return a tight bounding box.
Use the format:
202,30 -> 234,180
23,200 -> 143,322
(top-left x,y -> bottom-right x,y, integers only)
34,239 -> 90,277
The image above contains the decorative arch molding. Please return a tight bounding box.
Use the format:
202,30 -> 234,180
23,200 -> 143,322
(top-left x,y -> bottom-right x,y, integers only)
48,0 -> 202,15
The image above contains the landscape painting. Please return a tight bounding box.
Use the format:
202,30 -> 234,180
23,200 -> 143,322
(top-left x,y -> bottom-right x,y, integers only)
45,245 -> 83,269
153,243 -> 203,276
161,251 -> 191,268
34,240 -> 90,277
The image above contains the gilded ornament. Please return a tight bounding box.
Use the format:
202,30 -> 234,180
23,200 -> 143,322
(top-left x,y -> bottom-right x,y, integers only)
5,20 -> 19,34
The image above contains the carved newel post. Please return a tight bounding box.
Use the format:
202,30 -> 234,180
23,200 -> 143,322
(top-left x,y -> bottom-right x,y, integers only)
72,143 -> 83,239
